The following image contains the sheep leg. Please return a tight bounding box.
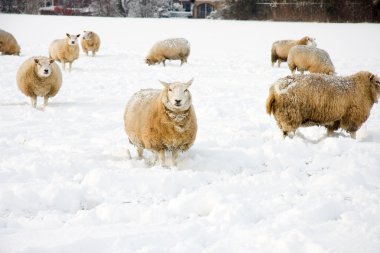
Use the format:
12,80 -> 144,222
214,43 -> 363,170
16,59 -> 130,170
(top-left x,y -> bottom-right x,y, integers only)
349,131 -> 356,139
136,147 -> 143,160
61,61 -> 66,71
92,51 -> 95,57
68,62 -> 72,72
157,150 -> 165,166
162,59 -> 166,67
277,59 -> 282,67
43,96 -> 49,107
172,150 -> 179,166
31,96 -> 37,108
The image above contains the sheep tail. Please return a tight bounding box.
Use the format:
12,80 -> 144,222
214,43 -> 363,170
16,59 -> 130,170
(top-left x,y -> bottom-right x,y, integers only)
266,88 -> 275,115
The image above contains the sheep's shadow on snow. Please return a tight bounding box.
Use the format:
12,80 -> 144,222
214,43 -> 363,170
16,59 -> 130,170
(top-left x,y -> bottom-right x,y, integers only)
295,131 -> 350,143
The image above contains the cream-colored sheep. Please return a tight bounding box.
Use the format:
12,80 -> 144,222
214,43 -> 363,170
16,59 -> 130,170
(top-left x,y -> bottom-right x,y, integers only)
145,38 -> 190,66
271,36 -> 316,67
16,56 -> 62,108
288,45 -> 335,75
124,79 -> 197,166
49,33 -> 80,72
0,29 -> 21,55
266,72 -> 380,139
81,31 -> 101,57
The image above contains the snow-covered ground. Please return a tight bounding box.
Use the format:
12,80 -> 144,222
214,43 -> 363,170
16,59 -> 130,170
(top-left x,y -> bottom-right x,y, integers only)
1,14 -> 380,253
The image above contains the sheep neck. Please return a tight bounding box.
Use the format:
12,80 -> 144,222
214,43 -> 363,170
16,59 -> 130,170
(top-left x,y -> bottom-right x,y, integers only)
163,105 -> 190,123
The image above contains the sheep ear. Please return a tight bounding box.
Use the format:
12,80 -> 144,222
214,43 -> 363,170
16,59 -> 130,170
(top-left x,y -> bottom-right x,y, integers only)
66,33 -> 70,38
159,80 -> 170,89
49,58 -> 55,64
34,58 -> 39,64
77,34 -> 81,38
369,73 -> 375,82
185,78 -> 194,88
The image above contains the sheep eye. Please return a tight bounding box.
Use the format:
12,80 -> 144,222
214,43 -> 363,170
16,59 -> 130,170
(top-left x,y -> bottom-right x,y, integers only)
184,89 -> 188,92
169,89 -> 172,92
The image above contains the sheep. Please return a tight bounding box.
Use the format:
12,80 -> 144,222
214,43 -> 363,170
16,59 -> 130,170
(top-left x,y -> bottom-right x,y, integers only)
16,56 -> 62,108
271,36 -> 316,67
81,31 -> 101,57
49,33 -> 80,72
145,38 -> 190,66
265,72 -> 380,139
287,45 -> 335,75
124,79 -> 197,167
0,29 -> 21,55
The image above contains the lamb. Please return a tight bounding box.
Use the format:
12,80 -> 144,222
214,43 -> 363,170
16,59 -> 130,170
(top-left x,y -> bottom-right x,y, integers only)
271,36 -> 316,67
124,79 -> 197,166
81,31 -> 101,57
265,72 -> 380,139
49,33 -> 80,72
287,45 -> 335,75
145,38 -> 190,66
16,56 -> 62,108
0,29 -> 21,55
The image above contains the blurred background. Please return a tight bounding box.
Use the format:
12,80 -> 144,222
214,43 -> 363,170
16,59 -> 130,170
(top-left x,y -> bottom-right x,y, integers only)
0,0 -> 379,22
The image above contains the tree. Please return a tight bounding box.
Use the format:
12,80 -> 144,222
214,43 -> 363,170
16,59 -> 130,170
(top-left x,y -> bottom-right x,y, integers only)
220,0 -> 256,20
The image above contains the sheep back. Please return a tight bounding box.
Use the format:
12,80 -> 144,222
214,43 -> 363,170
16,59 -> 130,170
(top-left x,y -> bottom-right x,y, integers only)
49,38 -> 79,63
266,72 -> 380,136
145,38 -> 190,66
17,56 -> 62,98
124,89 -> 197,152
288,45 -> 335,75
0,29 -> 21,55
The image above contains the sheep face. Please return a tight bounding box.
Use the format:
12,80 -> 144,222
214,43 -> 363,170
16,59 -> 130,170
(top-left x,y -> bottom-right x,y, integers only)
160,79 -> 193,111
82,31 -> 93,41
34,58 -> 55,78
370,73 -> 380,101
66,33 -> 80,46
306,37 -> 317,47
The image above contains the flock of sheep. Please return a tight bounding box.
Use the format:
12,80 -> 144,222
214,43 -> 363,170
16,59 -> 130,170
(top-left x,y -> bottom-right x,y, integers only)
1,28 -> 380,167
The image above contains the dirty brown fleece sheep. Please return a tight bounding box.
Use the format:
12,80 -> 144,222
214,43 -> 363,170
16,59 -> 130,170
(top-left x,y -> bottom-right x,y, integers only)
266,72 -> 380,139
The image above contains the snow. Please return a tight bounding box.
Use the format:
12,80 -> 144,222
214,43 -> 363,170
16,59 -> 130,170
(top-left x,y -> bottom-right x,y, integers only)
1,13 -> 380,253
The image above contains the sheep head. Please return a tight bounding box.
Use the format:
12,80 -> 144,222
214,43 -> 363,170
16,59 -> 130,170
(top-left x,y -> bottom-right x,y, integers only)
34,57 -> 55,78
160,79 -> 193,112
82,31 -> 93,41
66,33 -> 80,45
369,72 -> 380,102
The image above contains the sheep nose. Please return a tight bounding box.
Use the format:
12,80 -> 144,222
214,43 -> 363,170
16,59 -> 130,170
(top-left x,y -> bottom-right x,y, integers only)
175,100 -> 181,105
44,69 -> 49,74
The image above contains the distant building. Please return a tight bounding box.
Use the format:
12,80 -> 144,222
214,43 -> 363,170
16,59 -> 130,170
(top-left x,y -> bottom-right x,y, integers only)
173,0 -> 225,18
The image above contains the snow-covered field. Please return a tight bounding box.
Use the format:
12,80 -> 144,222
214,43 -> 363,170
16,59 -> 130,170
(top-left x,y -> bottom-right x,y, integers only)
1,14 -> 380,253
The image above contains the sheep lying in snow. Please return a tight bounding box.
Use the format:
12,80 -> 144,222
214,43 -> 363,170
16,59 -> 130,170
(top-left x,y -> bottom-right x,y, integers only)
266,72 -> 380,139
81,31 -> 101,57
145,38 -> 190,66
49,33 -> 80,72
288,45 -> 335,75
0,29 -> 21,55
271,36 -> 316,67
17,56 -> 62,108
124,79 -> 197,166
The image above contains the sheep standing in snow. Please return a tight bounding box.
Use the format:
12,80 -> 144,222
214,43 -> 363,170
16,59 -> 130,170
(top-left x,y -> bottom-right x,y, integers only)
266,72 -> 380,139
145,38 -> 190,66
0,29 -> 21,55
81,31 -> 101,57
17,56 -> 62,108
271,36 -> 316,67
287,45 -> 335,75
49,33 -> 80,72
124,79 -> 197,166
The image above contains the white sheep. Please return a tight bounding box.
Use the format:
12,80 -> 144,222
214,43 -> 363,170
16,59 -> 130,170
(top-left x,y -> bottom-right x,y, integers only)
0,29 -> 21,55
49,33 -> 80,72
287,45 -> 335,75
124,79 -> 197,166
16,56 -> 62,108
271,36 -> 316,67
145,38 -> 190,66
81,31 -> 101,57
266,72 -> 380,139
